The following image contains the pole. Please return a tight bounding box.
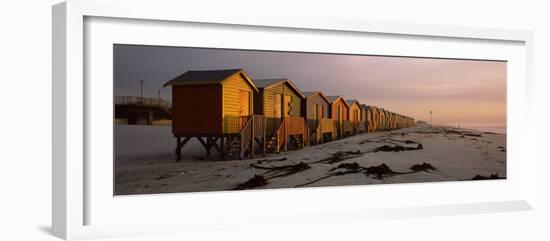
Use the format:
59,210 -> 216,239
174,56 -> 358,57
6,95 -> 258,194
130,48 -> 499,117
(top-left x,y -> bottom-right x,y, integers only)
429,110 -> 433,126
139,80 -> 144,102
158,90 -> 161,105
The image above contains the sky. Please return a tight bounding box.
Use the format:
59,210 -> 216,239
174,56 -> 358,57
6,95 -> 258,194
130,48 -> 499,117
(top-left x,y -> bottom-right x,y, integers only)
114,44 -> 506,128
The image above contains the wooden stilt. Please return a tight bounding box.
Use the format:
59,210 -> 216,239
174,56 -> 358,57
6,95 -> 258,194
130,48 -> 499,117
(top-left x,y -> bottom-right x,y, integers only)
262,135 -> 266,156
210,137 -> 221,153
250,117 -> 255,158
196,137 -> 211,156
175,137 -> 182,161
284,134 -> 288,152
263,120 -> 267,156
175,136 -> 191,162
220,136 -> 225,161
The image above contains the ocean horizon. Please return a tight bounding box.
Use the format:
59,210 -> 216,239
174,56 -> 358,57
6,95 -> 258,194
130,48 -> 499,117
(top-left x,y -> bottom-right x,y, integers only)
466,126 -> 506,134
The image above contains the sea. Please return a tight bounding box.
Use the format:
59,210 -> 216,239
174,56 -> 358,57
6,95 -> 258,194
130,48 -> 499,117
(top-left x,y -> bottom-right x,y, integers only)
467,127 -> 507,134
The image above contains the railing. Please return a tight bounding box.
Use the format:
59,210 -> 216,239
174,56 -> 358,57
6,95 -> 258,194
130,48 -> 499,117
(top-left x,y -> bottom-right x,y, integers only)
342,120 -> 353,134
115,96 -> 172,109
316,118 -> 336,143
274,116 -> 310,152
224,116 -> 250,134
239,118 -> 252,158
276,119 -> 286,152
251,115 -> 266,138
356,121 -> 367,133
302,118 -> 310,146
230,115 -> 266,159
286,116 -> 308,135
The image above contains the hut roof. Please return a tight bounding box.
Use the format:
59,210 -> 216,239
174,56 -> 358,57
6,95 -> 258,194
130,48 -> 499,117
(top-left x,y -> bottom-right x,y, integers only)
346,99 -> 361,106
253,78 -> 305,98
253,78 -> 287,88
326,96 -> 350,108
163,69 -> 258,91
302,91 -> 330,104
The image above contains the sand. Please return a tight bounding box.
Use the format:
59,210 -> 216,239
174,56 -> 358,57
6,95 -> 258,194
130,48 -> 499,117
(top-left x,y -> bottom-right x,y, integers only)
114,124 -> 506,195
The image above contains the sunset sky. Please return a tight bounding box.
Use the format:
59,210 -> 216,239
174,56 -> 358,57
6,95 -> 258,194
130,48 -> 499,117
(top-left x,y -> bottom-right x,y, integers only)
114,45 -> 506,128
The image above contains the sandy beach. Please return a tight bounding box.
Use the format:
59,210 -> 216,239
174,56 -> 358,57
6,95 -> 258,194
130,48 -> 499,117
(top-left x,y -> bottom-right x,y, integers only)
114,123 -> 506,195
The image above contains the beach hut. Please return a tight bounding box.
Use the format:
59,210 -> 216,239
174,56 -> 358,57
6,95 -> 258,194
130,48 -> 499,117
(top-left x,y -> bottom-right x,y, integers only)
386,110 -> 392,130
365,106 -> 379,132
361,104 -> 371,132
372,106 -> 381,132
163,69 -> 267,161
346,100 -> 366,134
326,96 -> 352,138
253,78 -> 309,152
388,110 -> 394,130
301,91 -> 336,144
389,111 -> 397,130
377,108 -> 386,131
396,113 -> 402,129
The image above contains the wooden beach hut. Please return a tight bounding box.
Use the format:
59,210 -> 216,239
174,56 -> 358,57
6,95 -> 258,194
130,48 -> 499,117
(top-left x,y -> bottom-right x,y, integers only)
397,113 -> 403,129
326,96 -> 352,138
361,104 -> 371,133
253,78 -> 309,152
389,111 -> 397,130
364,105 -> 379,132
301,91 -> 336,144
371,106 -> 380,132
388,110 -> 394,130
346,100 -> 366,134
378,108 -> 388,131
163,69 -> 267,161
384,109 -> 391,130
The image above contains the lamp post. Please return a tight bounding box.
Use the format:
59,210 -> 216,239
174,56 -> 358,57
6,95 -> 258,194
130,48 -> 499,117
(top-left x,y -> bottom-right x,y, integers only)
429,110 -> 433,126
158,90 -> 161,105
138,79 -> 144,103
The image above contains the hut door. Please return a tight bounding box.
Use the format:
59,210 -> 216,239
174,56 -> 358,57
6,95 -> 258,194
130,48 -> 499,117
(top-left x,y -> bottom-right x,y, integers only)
274,94 -> 283,118
239,90 -> 250,116
314,104 -> 319,126
337,105 -> 342,123
314,105 -> 319,120
283,96 -> 292,117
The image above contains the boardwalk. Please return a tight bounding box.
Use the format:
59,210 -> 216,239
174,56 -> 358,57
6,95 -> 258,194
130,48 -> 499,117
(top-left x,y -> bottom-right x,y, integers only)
115,96 -> 172,125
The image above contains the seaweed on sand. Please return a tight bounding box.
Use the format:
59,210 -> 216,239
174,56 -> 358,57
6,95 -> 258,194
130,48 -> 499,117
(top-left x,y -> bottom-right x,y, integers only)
313,150 -> 364,164
364,163 -> 401,179
250,162 -> 311,179
328,162 -> 362,171
470,173 -> 504,180
253,157 -> 287,165
235,162 -> 312,190
233,175 -> 268,190
409,162 -> 437,172
372,143 -> 423,152
296,162 -> 438,187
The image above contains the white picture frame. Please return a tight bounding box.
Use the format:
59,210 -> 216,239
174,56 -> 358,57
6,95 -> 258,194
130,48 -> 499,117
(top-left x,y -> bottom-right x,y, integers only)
52,0 -> 535,240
